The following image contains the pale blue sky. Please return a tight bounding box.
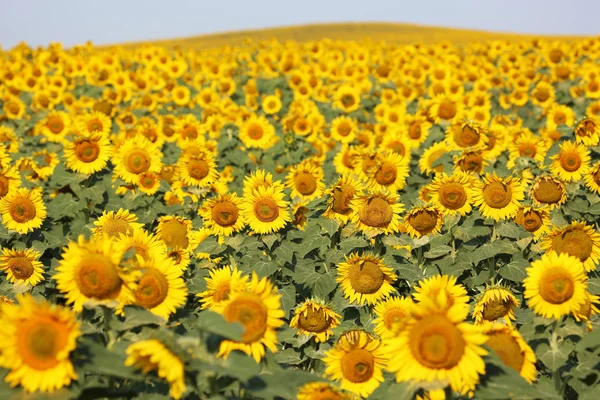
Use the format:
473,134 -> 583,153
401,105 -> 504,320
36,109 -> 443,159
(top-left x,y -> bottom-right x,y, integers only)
0,0 -> 598,49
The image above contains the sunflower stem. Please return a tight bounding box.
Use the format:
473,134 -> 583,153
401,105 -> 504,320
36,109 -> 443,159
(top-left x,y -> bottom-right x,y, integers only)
551,320 -> 562,392
102,306 -> 115,349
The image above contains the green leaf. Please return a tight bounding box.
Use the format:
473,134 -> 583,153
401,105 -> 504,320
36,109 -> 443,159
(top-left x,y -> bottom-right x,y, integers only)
297,233 -> 329,258
111,307 -> 166,331
274,348 -> 303,365
424,245 -> 453,259
273,241 -> 297,265
279,284 -> 296,317
495,221 -> 524,239
499,258 -> 529,282
78,340 -> 144,381
197,311 -> 243,340
321,218 -> 340,236
468,240 -> 516,265
339,237 -> 369,253
218,351 -> 261,382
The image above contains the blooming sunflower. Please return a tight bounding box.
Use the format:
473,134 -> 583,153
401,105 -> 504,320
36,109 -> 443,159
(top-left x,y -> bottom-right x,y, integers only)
334,86 -> 361,113
472,286 -> 519,326
285,161 -> 325,202
323,174 -> 364,225
529,175 -> 567,210
514,206 -> 551,240
0,295 -> 80,393
427,172 -> 473,216
573,117 -> 600,147
330,116 -> 358,144
507,131 -> 548,169
524,252 -> 588,319
337,253 -> 397,305
419,142 -> 451,175
365,151 -> 409,193
38,110 -> 71,143
297,382 -> 353,400
550,141 -> 591,182
0,187 -> 47,234
63,133 -> 112,175
239,115 -> 278,150
155,215 -> 199,252
213,273 -> 285,362
404,206 -> 444,238
412,274 -> 469,312
240,185 -> 291,235
136,172 -> 161,195
404,113 -> 432,148
199,193 -> 246,237
373,296 -> 413,338
541,221 -> 600,272
77,110 -> 112,136
573,291 -> 600,331
483,323 -> 537,383
333,144 -> 359,175
445,120 -> 487,151
0,248 -> 44,287
113,136 -> 163,184
350,191 -> 404,237
92,208 -> 143,240
177,150 -> 218,188
114,229 -> 167,268
289,299 -> 341,343
197,266 -> 249,310
166,247 -> 191,271
125,339 -> 185,399
242,169 -> 284,198
323,330 -> 388,398
453,150 -> 488,175
385,296 -> 487,394
472,174 -> 524,221
547,104 -> 575,130
584,161 -> 600,194
0,166 -> 22,201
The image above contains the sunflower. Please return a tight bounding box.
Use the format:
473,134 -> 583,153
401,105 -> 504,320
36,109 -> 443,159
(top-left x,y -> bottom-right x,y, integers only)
573,291 -> 600,331
334,85 -> 361,113
0,248 -> 44,287
0,187 -> 47,234
242,169 -> 284,198
404,206 -> 444,238
2,96 -> 25,120
239,115 -> 278,150
0,126 -> 19,153
92,208 -> 143,240
63,132 -> 112,175
155,215 -> 200,252
412,274 -> 469,312
177,150 -> 218,188
136,172 -> 161,195
285,161 -> 325,202
573,117 -> 600,147
350,191 -> 404,237
297,382 -> 353,400
428,95 -> 462,124
445,120 -> 487,151
541,221 -> 600,272
197,266 -> 249,310
76,110 -> 112,136
323,174 -> 364,225
365,151 -> 409,193
261,95 -> 282,115
530,175 -> 567,210
114,229 -> 167,268
333,144 -> 360,175
337,253 -> 397,305
550,141 -> 591,182
380,130 -> 414,158
514,206 -> 551,240
385,296 -> 487,394
213,273 -> 285,362
175,114 -> 205,144
547,104 -> 575,130
584,161 -> 600,194
453,150 -> 488,175
323,330 -> 388,398
125,339 -> 186,399
472,286 -> 519,326
427,172 -> 473,216
0,295 -> 80,393
419,142 -> 451,175
113,136 -> 163,184
330,116 -> 358,144
472,174 -> 524,221
241,185 -> 291,235
290,299 -> 341,343
38,110 -> 71,143
199,193 -> 246,237
404,114 -> 432,148
166,247 -> 191,271
483,125 -> 508,159
483,323 -> 537,383
0,166 -> 22,201
507,131 -> 548,169
373,296 -> 413,339
53,235 -> 137,312
523,251 -> 588,319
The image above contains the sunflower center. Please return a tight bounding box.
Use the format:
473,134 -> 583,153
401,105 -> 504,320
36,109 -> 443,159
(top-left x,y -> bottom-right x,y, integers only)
487,135 -> 497,151
140,175 -> 157,188
160,220 -> 189,249
17,318 -> 68,370
539,268 -> 575,304
388,141 -> 406,156
533,179 -> 563,204
384,308 -> 409,330
47,116 -> 64,134
482,298 -> 512,321
340,348 -> 375,383
519,143 -> 537,158
8,102 -> 20,115
551,229 -> 593,261
0,175 -> 10,198
438,182 -> 467,210
375,162 -> 397,185
341,94 -> 356,108
438,100 -> 457,120
522,211 -> 543,232
75,140 -> 101,163
458,153 -> 483,173
554,112 -> 566,125
332,185 -> 355,215
483,181 -> 513,209
298,306 -> 330,333
359,197 -> 393,228
125,149 -> 151,175
456,125 -> 480,147
408,122 -> 422,139
294,172 -> 318,195
337,122 -> 352,137
559,151 -> 582,172
536,88 -> 550,102
408,210 -> 438,235
9,197 -> 37,223
87,119 -> 103,133
135,268 -> 169,309
348,260 -> 385,294
486,332 -> 525,373
247,123 -> 264,140
181,126 -> 198,140
75,254 -> 122,300
8,256 -> 35,280
211,201 -> 239,227
361,158 -> 377,175
103,218 -> 133,238
594,169 -> 600,187
342,151 -> 355,168
253,198 -> 280,223
212,282 -> 231,303
409,315 -> 466,369
224,292 -> 268,343
188,159 -> 210,180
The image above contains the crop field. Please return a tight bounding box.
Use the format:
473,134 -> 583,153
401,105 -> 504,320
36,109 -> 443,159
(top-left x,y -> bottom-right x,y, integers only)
0,32 -> 600,400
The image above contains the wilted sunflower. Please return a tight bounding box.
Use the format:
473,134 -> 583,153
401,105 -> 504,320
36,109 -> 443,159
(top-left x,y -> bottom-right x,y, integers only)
541,221 -> 600,272
365,151 -> 410,193
92,208 -> 143,240
524,252 -> 588,319
0,295 -> 80,393
0,166 -> 22,201
404,206 -> 444,238
550,141 -> 591,182
155,215 -> 199,251
0,187 -> 47,234
385,297 -> 487,394
213,273 -> 285,362
290,299 -> 341,343
472,174 -> 524,221
419,142 -> 451,175
0,248 -> 44,287
323,174 -> 364,225
373,296 -> 413,338
197,266 -> 249,310
445,120 -> 487,151
199,193 -> 245,237
240,185 -> 291,235
412,274 -> 469,312
239,115 -> 278,149
514,206 -> 551,240
297,382 -> 353,400
63,133 -> 112,175
483,323 -> 537,383
472,286 -> 519,326
350,191 -> 404,237
125,339 -> 186,399
573,117 -> 600,147
573,291 -> 600,331
177,150 -> 218,188
113,136 -> 163,184
337,253 -> 397,305
584,161 -> 600,194
427,172 -> 473,216
285,161 -> 325,202
323,330 -> 388,398
529,175 -> 567,210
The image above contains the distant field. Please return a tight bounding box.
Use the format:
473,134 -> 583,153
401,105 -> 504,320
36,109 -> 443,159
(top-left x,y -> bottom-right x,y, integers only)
116,22 -> 584,50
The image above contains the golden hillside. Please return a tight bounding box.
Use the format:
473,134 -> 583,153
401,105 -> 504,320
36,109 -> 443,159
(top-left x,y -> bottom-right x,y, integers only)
118,22 -> 584,50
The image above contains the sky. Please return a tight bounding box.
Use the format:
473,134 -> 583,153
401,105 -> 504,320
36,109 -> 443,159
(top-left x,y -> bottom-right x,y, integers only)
0,0 -> 598,49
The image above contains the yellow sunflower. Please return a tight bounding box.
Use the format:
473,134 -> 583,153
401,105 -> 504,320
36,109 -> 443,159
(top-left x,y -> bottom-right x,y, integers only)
92,208 -> 143,240
213,273 -> 285,362
323,330 -> 388,398
584,161 -> 600,194
419,142 -> 451,175
199,193 -> 246,237
330,116 -> 358,144
323,174 -> 364,225
365,151 -> 410,193
155,215 -> 200,252
573,291 -> 600,331
76,110 -> 112,136
514,206 -> 551,240
177,150 -> 218,188
337,253 -> 397,305
529,175 -> 567,210
404,206 -> 444,238
0,248 -> 44,287
523,251 -> 588,319
297,382 -> 353,400
0,295 -> 80,393
197,266 -> 249,310
0,166 -> 22,201
333,144 -> 359,175
404,113 -> 432,148
453,150 -> 488,175
166,247 -> 191,271
289,298 -> 341,343
507,131 -> 548,169
63,133 -> 112,175
125,339 -> 186,399
0,187 -> 47,234
136,172 -> 161,195
242,169 -> 285,198
573,117 -> 600,147
350,191 -> 404,237
541,221 -> 600,272
445,120 -> 487,151
550,141 -> 591,182
472,286 -> 519,326
38,110 -> 71,143
472,174 -> 524,221
483,323 -> 537,383
427,172 -> 473,216
113,136 -> 163,184
114,229 -> 167,268
546,104 -> 575,130
240,185 -> 291,235
239,115 -> 278,150
373,296 -> 413,339
334,85 -> 361,113
285,161 -> 325,202
412,274 -> 469,312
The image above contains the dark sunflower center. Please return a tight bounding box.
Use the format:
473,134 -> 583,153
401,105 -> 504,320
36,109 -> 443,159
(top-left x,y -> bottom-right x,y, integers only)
125,150 -> 151,174
188,159 -> 210,180
332,184 -> 355,215
539,269 -> 575,304
375,162 -> 397,186
160,220 -> 189,249
533,179 -> 563,204
0,175 -> 10,198
17,318 -> 68,370
8,256 -> 34,280
408,122 -> 422,139
409,315 -> 466,369
455,125 -> 480,147
559,151 -> 582,172
253,198 -> 280,223
359,197 -> 393,228
75,254 -> 122,300
551,229 -> 593,261
438,101 -> 457,120
482,181 -> 513,209
348,260 -> 385,294
294,172 -> 318,195
438,182 -> 467,210
9,197 -> 37,223
211,201 -> 239,227
522,211 -> 543,232
458,153 -> 483,173
482,298 -> 512,321
337,123 -> 352,137
298,307 -> 330,333
75,140 -> 101,163
103,218 -> 132,238
135,269 -> 169,309
247,124 -> 264,140
408,210 -> 438,234
224,293 -> 268,343
47,117 -> 64,134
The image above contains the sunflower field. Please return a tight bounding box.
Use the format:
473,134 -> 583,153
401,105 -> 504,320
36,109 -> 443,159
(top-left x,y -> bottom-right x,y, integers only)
0,36 -> 600,400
